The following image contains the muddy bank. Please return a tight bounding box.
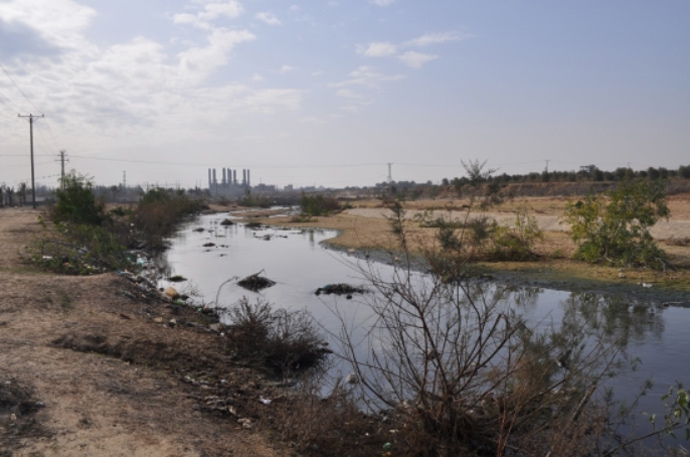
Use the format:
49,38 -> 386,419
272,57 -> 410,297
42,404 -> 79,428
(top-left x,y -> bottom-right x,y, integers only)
325,243 -> 690,308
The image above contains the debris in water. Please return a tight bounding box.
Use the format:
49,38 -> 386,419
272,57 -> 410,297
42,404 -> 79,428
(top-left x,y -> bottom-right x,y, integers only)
238,270 -> 276,292
220,218 -> 234,226
315,283 -> 366,296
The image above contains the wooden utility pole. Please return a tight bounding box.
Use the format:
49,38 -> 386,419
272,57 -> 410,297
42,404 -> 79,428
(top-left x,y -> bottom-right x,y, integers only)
18,113 -> 44,208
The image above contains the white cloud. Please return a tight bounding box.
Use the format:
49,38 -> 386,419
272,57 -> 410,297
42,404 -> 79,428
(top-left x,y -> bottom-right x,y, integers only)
358,42 -> 397,57
177,28 -> 255,81
340,105 -> 359,113
289,5 -> 299,12
0,0 -> 96,51
336,89 -> 362,99
371,0 -> 395,6
280,65 -> 295,74
397,51 -> 438,69
173,0 -> 244,29
405,32 -> 467,47
255,11 -> 281,25
331,66 -> 405,88
252,73 -> 264,82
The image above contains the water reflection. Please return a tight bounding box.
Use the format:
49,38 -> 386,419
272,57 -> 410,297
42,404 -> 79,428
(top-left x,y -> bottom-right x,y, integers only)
158,213 -> 690,439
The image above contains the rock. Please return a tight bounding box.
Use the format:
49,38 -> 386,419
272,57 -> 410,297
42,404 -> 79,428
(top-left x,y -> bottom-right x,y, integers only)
209,323 -> 223,332
237,418 -> 253,429
164,286 -> 180,300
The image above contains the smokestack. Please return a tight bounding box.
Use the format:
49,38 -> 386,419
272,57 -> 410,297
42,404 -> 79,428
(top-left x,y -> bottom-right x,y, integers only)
242,169 -> 246,186
212,168 -> 217,185
247,169 -> 251,187
233,170 -> 237,185
208,169 -> 212,189
222,168 -> 227,185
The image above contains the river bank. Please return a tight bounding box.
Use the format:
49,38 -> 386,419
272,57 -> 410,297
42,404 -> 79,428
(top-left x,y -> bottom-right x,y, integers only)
3,196 -> 690,456
0,208 -> 295,456
254,195 -> 690,296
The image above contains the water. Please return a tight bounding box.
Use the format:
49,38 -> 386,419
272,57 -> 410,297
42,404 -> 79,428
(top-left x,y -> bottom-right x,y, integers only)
157,213 -> 690,443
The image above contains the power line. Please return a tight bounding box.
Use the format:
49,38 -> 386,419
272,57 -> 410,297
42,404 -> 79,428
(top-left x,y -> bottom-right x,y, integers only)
0,62 -> 42,113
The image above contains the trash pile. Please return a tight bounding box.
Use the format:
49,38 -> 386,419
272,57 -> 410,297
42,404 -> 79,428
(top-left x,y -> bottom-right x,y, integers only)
237,271 -> 276,292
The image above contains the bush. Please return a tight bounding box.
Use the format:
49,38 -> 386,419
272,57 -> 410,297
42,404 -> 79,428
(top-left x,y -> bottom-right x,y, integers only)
52,173 -> 105,226
564,178 -> 670,269
29,218 -> 130,274
299,192 -> 341,216
132,188 -> 204,250
223,298 -> 329,376
488,209 -> 543,261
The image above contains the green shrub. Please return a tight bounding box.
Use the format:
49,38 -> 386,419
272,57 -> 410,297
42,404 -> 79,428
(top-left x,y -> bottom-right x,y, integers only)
489,210 -> 543,261
52,173 -> 105,226
299,193 -> 341,216
238,189 -> 272,208
564,178 -> 669,269
29,219 -> 130,274
133,188 -> 204,250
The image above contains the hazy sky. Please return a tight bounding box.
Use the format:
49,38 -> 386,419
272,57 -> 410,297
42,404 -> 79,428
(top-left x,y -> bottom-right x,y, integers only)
0,0 -> 688,189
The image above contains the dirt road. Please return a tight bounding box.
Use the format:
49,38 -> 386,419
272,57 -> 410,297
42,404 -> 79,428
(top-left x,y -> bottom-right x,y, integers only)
0,208 -> 285,457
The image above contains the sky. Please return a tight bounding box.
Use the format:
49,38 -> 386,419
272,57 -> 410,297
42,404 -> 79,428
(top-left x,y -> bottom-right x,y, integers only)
0,0 -> 688,190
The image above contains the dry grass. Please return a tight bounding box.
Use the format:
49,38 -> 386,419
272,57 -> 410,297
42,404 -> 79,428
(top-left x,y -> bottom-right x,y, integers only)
263,195 -> 690,292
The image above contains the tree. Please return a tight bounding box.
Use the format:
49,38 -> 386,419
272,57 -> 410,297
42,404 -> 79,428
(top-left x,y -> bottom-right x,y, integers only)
563,178 -> 669,269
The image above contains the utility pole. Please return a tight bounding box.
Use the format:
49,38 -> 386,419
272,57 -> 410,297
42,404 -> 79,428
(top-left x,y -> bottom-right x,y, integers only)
544,159 -> 549,174
18,113 -> 44,208
57,149 -> 68,188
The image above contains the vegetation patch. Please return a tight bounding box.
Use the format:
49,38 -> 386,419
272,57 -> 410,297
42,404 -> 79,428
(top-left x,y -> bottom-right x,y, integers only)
222,298 -> 329,376
299,192 -> 342,217
564,178 -> 670,269
237,272 -> 276,292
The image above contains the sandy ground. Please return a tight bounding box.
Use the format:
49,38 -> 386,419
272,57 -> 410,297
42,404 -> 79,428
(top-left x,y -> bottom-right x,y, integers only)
0,208 -> 287,457
343,205 -> 690,240
263,195 -> 690,291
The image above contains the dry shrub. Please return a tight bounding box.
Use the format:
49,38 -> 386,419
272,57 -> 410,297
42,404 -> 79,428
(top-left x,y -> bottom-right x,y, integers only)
223,298 -> 330,376
271,376 -> 384,456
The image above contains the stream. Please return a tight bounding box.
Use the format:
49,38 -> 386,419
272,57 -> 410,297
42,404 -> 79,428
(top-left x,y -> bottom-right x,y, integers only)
156,212 -> 690,444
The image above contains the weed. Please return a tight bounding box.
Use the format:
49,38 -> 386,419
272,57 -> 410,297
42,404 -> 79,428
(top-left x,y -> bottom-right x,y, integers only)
222,298 -> 329,377
299,192 -> 342,217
